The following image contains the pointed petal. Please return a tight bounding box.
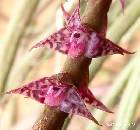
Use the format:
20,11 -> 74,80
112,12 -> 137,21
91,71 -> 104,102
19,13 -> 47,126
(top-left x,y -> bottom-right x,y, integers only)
60,88 -> 101,125
6,76 -> 72,106
78,86 -> 113,113
120,0 -> 125,11
30,27 -> 71,54
85,32 -> 134,58
61,4 -> 71,23
102,39 -> 134,56
68,0 -> 81,28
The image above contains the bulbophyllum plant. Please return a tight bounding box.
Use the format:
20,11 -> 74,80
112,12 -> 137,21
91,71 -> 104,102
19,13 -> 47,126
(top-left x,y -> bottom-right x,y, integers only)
6,0 -> 133,125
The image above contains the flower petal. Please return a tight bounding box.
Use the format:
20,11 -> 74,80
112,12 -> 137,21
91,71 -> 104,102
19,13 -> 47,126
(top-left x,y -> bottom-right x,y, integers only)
67,0 -> 81,28
85,32 -> 134,58
102,39 -> 134,55
78,86 -> 113,113
31,27 -> 71,54
6,76 -> 72,106
60,88 -> 101,125
61,4 -> 71,24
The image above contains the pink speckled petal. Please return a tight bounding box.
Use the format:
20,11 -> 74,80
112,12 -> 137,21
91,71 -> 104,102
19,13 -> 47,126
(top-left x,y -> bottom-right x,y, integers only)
78,86 -> 113,113
85,32 -> 134,58
31,27 -> 71,54
60,88 -> 100,125
61,4 -> 71,24
6,76 -> 72,106
30,0 -> 133,59
101,39 -> 134,56
67,0 -> 81,28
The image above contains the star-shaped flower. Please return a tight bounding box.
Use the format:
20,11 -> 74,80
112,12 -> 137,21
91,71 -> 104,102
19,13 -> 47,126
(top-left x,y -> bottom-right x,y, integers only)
31,0 -> 132,58
6,73 -> 112,125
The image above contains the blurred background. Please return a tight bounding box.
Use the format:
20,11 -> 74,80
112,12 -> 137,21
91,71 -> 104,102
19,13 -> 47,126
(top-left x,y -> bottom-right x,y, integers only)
0,0 -> 140,130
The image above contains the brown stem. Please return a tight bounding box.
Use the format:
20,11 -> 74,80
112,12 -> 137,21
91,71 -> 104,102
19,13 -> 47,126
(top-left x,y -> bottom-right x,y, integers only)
32,0 -> 112,130
82,0 -> 111,30
33,106 -> 68,130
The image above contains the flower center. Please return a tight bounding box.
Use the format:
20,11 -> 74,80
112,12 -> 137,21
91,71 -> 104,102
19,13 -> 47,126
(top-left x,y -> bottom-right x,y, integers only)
73,33 -> 80,38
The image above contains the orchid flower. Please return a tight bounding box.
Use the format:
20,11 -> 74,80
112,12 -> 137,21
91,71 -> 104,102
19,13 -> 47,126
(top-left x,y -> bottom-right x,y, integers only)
31,0 -> 132,58
6,73 -> 113,125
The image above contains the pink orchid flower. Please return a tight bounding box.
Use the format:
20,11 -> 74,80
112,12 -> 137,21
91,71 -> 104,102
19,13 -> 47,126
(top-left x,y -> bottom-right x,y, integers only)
31,0 -> 132,58
6,73 -> 113,125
